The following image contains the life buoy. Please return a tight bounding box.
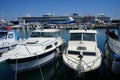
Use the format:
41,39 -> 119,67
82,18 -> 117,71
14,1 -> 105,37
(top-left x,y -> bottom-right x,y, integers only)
5,26 -> 12,30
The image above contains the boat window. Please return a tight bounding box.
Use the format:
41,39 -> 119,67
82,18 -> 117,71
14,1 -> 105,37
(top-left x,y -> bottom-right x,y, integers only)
30,32 -> 40,37
70,33 -> 82,41
68,50 -> 80,55
45,45 -> 52,50
41,32 -> 59,37
83,33 -> 95,41
8,34 -> 13,39
54,42 -> 58,46
83,52 -> 96,56
30,32 -> 60,38
0,32 -> 7,39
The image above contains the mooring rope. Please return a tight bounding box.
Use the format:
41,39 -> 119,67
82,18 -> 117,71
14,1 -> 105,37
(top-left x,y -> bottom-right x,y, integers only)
15,54 -> 18,80
66,54 -> 99,70
36,54 -> 45,80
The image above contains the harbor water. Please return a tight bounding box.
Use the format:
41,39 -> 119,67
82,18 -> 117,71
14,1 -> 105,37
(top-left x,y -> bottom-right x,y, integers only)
0,28 -> 120,80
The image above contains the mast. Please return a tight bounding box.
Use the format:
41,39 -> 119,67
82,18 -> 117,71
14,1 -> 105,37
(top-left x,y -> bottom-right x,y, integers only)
0,11 -> 5,23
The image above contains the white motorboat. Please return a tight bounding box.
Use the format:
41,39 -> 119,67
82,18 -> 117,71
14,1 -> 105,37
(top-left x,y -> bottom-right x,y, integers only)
0,29 -> 17,53
63,29 -> 102,74
0,29 -> 65,72
105,26 -> 120,74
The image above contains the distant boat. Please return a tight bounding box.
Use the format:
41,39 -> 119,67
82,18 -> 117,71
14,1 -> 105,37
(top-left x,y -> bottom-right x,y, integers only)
0,29 -> 65,72
63,29 -> 102,74
0,26 -> 18,53
49,17 -> 75,24
0,11 -> 6,26
105,25 -> 120,74
11,25 -> 23,29
0,19 -> 5,25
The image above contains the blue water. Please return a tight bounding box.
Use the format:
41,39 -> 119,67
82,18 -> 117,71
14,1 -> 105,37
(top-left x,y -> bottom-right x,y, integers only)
0,28 -> 119,80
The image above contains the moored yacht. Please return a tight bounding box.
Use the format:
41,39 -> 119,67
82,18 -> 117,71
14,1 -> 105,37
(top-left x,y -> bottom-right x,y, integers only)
0,27 -> 18,53
105,26 -> 120,74
0,29 -> 65,72
63,29 -> 102,74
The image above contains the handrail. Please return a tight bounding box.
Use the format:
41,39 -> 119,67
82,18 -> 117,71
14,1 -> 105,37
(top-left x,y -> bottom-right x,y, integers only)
3,42 -> 10,46
1,41 -> 17,47
19,38 -> 61,55
66,54 -> 91,69
24,44 -> 31,55
65,52 -> 101,68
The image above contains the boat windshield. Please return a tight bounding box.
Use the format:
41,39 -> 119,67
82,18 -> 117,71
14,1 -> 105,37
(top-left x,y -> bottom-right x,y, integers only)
70,33 -> 82,41
70,33 -> 95,41
30,32 -> 60,38
83,33 -> 95,41
0,32 -> 7,39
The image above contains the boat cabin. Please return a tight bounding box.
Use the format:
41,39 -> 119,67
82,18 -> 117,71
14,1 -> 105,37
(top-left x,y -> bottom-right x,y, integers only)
69,30 -> 97,41
30,29 -> 60,38
0,30 -> 16,42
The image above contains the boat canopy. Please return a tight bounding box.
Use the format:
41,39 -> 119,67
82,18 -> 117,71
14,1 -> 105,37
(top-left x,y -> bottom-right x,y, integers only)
0,30 -> 15,40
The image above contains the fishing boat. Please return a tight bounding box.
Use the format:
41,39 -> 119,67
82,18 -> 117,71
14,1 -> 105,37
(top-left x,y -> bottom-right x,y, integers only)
63,29 -> 102,74
105,25 -> 120,74
0,26 -> 17,53
0,29 -> 65,72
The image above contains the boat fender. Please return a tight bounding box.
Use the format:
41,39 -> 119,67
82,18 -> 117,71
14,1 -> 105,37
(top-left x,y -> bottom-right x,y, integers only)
8,45 -> 12,50
55,47 -> 60,54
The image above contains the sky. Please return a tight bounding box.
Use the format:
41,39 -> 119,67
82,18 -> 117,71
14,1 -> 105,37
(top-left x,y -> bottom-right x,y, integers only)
0,0 -> 120,20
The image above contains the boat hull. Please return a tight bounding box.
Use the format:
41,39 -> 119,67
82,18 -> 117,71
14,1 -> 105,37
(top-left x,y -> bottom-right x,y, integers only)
112,60 -> 120,74
105,36 -> 120,74
105,43 -> 120,74
63,53 -> 102,73
6,49 -> 59,72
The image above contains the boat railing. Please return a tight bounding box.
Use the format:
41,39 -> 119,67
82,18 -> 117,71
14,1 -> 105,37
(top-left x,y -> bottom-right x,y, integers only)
65,53 -> 101,69
22,43 -> 45,55
2,42 -> 11,47
1,41 -> 17,46
21,38 -> 60,54
66,54 -> 90,68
